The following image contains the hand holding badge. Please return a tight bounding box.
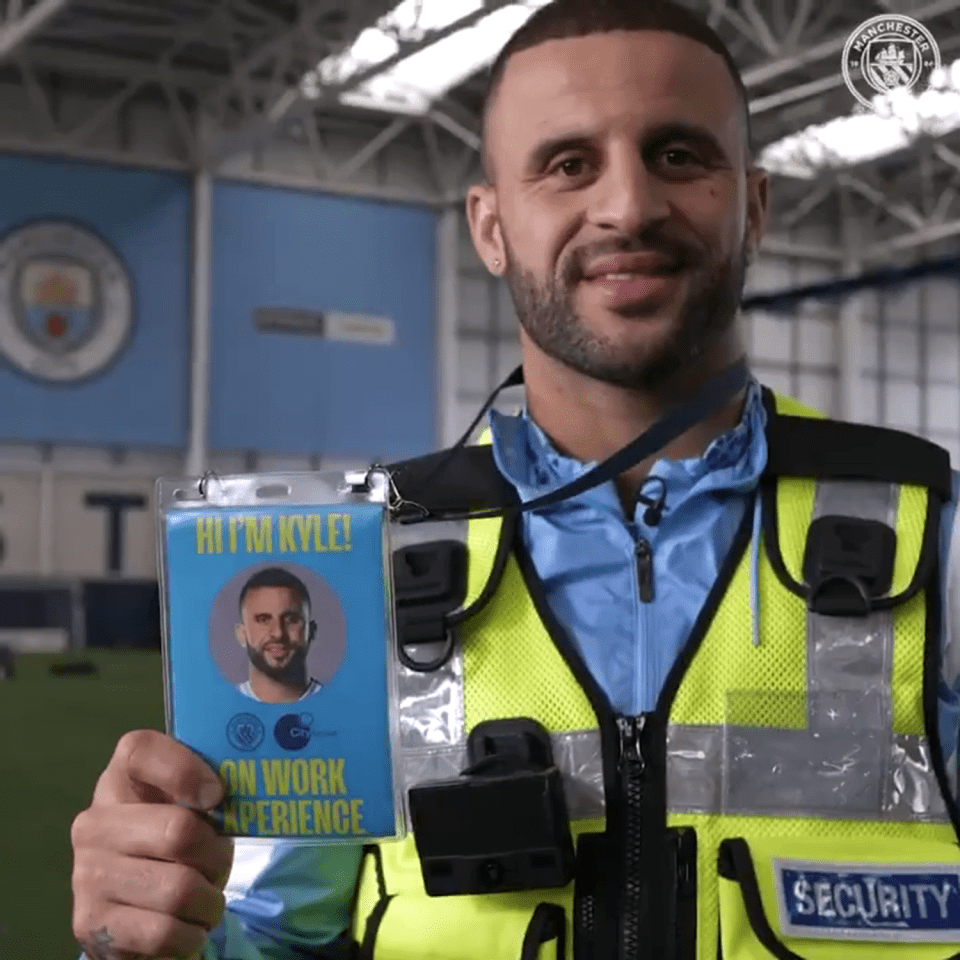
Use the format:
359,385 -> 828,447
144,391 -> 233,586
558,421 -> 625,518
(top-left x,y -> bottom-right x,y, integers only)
157,468 -> 403,844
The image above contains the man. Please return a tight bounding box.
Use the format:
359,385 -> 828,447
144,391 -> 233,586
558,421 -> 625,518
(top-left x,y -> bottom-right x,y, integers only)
71,2 -> 960,959
233,567 -> 322,704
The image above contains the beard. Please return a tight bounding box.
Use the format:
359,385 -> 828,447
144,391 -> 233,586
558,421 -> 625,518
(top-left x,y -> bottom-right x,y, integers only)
503,227 -> 748,391
246,641 -> 309,685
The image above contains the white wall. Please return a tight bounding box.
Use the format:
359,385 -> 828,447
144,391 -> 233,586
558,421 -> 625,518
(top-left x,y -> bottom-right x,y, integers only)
743,245 -> 960,465
0,448 -> 372,578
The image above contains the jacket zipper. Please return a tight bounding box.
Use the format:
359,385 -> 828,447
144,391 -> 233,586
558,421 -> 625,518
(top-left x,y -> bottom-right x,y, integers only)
617,712 -> 649,960
636,538 -> 654,602
618,536 -> 653,957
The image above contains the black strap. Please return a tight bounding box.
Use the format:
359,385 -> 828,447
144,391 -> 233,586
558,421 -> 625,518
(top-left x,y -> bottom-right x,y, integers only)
388,445 -> 516,515
389,359 -> 749,522
388,377 -> 953,522
357,845 -> 393,960
484,359 -> 748,519
763,396 -> 952,501
716,839 -> 806,960
519,903 -> 567,960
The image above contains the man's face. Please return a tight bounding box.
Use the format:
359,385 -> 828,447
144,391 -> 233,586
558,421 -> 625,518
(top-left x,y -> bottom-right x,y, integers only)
470,30 -> 768,389
236,586 -> 314,682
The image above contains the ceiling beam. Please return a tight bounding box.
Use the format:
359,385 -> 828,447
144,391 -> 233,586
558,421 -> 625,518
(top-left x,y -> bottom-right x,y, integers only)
783,0 -> 815,50
775,178 -> 835,228
198,0 -> 356,119
759,235 -> 843,261
61,0 -> 234,147
838,173 -> 926,230
864,216 -> 960,257
15,42 -> 257,92
208,0 -> 518,167
725,0 -> 780,57
0,0 -> 71,61
750,72 -> 843,114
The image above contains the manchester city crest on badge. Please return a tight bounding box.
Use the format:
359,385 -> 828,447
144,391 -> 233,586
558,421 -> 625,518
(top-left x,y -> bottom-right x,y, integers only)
842,15 -> 941,110
0,220 -> 133,382
227,712 -> 265,751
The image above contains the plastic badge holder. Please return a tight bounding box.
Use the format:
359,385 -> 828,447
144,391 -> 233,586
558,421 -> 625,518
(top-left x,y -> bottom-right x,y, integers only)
157,469 -> 404,844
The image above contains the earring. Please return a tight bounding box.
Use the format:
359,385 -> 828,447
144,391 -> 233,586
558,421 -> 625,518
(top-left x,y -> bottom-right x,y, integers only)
492,258 -> 501,271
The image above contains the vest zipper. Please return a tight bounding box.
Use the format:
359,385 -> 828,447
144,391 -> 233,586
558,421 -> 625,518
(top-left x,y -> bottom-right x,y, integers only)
636,538 -> 654,602
617,712 -> 649,959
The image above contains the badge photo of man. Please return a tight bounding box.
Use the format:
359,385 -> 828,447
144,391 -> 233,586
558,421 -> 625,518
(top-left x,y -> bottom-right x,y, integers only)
233,566 -> 323,704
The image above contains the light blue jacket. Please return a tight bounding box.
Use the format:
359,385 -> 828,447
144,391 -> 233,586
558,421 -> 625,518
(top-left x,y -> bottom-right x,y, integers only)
84,384 -> 960,960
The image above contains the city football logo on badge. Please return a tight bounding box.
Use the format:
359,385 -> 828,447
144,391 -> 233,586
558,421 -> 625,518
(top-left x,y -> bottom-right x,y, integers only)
274,713 -> 314,751
227,712 -> 265,751
842,14 -> 940,110
0,220 -> 133,382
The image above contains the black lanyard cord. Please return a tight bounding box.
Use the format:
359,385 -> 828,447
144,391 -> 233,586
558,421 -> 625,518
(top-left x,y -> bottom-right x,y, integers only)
392,358 -> 750,523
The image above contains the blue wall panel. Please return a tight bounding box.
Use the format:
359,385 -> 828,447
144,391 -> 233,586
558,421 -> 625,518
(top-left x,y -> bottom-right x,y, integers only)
0,155 -> 191,447
209,181 -> 437,459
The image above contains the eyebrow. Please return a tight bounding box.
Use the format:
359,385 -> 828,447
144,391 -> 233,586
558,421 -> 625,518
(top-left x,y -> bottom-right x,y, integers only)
523,121 -> 730,172
525,131 -> 596,173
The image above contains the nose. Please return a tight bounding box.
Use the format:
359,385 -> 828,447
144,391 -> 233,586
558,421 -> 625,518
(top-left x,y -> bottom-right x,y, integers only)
586,145 -> 670,236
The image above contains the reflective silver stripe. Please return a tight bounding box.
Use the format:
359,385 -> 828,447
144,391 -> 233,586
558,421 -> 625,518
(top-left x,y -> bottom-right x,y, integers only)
667,725 -> 947,821
888,733 -> 949,819
667,479 -> 949,823
393,517 -> 608,822
393,518 -> 467,753
553,729 -> 605,820
807,480 -> 896,733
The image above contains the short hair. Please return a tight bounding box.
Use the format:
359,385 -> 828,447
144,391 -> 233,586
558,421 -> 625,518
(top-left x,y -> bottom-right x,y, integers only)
238,567 -> 310,615
480,0 -> 753,181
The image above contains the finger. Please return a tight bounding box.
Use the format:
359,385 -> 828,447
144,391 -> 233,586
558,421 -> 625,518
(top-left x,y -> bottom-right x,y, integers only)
74,903 -> 209,960
94,730 -> 223,810
76,852 -> 227,929
73,804 -> 234,886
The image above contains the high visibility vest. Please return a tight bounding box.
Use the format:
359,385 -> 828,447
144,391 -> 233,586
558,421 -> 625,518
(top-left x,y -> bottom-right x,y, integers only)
352,391 -> 960,960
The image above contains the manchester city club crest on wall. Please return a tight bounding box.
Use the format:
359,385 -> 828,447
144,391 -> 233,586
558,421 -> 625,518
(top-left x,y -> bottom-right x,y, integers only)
842,14 -> 940,110
0,220 -> 133,382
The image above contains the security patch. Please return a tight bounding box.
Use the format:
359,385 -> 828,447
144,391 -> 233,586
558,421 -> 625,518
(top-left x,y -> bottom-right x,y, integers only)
773,858 -> 960,942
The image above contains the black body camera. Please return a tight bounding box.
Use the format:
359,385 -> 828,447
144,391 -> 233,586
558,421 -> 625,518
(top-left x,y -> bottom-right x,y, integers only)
408,718 -> 576,896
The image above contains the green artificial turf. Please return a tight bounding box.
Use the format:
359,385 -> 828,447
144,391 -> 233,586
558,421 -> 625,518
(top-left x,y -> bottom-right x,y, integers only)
0,650 -> 166,960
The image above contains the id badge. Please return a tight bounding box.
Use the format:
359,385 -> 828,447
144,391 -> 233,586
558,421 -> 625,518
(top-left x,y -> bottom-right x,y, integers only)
157,469 -> 403,844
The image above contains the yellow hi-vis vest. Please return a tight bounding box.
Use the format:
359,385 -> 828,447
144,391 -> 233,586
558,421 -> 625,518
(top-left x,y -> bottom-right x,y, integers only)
353,392 -> 960,960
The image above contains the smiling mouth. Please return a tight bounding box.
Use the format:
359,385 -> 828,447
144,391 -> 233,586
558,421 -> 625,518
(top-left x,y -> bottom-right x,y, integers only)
580,269 -> 682,307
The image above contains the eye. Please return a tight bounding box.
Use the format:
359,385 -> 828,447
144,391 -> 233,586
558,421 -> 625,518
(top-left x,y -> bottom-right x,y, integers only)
661,148 -> 699,166
551,155 -> 589,178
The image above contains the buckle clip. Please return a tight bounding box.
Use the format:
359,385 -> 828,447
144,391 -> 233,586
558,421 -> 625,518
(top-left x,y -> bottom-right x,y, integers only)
802,516 -> 895,616
392,540 -> 467,671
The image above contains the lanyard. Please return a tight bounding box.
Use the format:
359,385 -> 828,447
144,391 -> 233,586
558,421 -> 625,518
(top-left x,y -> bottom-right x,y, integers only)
390,358 -> 750,522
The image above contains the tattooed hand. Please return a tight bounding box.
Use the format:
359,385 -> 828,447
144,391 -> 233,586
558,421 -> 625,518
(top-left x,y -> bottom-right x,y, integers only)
78,925 -> 149,960
72,730 -> 232,958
